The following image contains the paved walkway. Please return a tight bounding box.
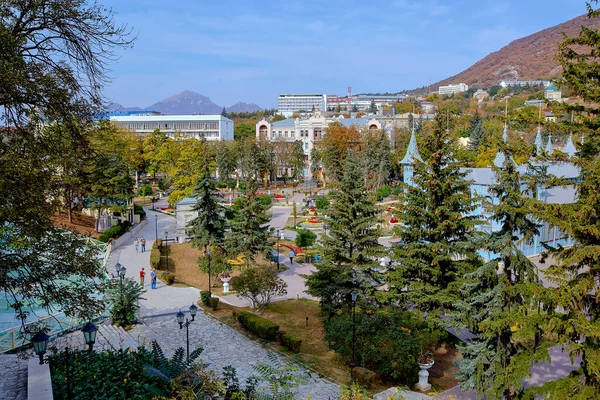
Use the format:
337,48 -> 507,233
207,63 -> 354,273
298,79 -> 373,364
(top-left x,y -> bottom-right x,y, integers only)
107,201 -> 340,399
0,355 -> 27,400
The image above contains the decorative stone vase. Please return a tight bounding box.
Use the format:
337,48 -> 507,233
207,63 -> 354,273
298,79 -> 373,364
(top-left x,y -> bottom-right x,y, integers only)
416,361 -> 434,391
221,277 -> 232,293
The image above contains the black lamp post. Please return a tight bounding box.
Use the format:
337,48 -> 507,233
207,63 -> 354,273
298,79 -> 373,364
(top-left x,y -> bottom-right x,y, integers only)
81,322 -> 98,353
31,330 -> 50,365
176,304 -> 198,362
350,290 -> 358,377
275,229 -> 280,271
164,231 -> 169,273
118,263 -> 127,324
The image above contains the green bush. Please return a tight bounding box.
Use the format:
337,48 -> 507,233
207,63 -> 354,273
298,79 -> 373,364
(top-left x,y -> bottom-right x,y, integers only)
392,186 -> 402,196
353,367 -> 377,388
138,185 -> 153,197
295,229 -> 316,248
315,196 -> 329,211
107,277 -> 144,327
134,204 -> 146,219
210,297 -> 219,311
150,248 -> 161,269
158,178 -> 169,191
375,185 -> 392,201
280,333 -> 302,353
201,291 -> 212,307
257,195 -> 272,206
160,272 -> 175,285
98,221 -> 132,243
236,311 -> 280,341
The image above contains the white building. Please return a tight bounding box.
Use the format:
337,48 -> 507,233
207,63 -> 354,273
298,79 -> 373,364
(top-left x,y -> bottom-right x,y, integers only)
439,83 -> 469,95
277,94 -> 327,117
109,115 -> 234,141
500,80 -> 551,88
256,114 -> 382,178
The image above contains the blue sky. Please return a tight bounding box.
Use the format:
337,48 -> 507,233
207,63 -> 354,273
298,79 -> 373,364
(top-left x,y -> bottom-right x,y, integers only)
102,0 -> 586,109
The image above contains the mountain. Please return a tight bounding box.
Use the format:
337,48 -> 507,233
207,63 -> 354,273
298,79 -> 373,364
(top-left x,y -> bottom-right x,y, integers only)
429,13 -> 600,91
226,101 -> 263,113
106,102 -> 142,112
146,90 -> 222,115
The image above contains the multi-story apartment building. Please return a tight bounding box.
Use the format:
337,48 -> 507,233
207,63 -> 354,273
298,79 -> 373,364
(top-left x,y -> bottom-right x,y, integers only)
438,83 -> 469,95
109,115 -> 234,141
277,94 -> 327,117
256,114 -> 382,178
499,80 -> 551,88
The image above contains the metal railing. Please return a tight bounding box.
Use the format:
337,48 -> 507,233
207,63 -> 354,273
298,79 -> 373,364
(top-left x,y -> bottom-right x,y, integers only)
0,235 -> 112,354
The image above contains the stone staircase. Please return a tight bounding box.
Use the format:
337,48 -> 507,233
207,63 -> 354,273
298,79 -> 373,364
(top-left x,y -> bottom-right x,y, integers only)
50,322 -> 140,352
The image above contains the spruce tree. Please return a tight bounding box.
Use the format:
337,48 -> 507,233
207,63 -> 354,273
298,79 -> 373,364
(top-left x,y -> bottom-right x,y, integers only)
226,191 -> 271,267
305,150 -> 385,316
467,111 -> 484,151
187,164 -> 226,251
387,110 -> 479,325
369,100 -> 377,114
456,154 -> 548,400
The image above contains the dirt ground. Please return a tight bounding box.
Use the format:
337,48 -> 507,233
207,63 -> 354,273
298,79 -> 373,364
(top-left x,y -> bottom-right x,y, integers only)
50,212 -> 100,238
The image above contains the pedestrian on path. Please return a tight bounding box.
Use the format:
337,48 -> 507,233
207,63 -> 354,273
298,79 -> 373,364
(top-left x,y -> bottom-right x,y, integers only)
150,269 -> 157,289
140,237 -> 146,253
134,237 -> 139,253
289,250 -> 295,264
140,268 -> 145,286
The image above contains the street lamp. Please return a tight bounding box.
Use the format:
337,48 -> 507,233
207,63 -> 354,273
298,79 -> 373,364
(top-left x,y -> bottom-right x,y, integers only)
176,304 -> 199,362
31,330 -> 50,365
118,263 -> 127,324
206,246 -> 212,295
155,214 -> 158,241
275,229 -> 280,271
350,290 -> 358,377
81,322 -> 98,353
164,231 -> 169,273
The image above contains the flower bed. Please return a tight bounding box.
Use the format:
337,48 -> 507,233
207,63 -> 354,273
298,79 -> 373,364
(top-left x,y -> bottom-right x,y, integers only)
227,255 -> 246,265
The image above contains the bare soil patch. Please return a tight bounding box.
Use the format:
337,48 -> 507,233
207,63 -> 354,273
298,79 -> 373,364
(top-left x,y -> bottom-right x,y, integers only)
50,212 -> 100,238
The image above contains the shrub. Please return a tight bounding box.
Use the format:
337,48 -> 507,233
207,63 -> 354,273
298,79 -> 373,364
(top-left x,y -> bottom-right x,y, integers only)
280,333 -> 302,353
210,297 -> 219,311
301,210 -> 308,216
150,248 -> 161,269
353,367 -> 377,388
375,185 -> 392,201
153,237 -> 162,249
230,267 -> 287,311
98,221 -> 132,243
392,186 -> 402,196
138,185 -> 153,197
236,311 -> 280,341
315,196 -> 329,211
160,272 -> 175,285
257,195 -> 272,206
295,229 -> 316,248
107,277 -> 144,327
201,291 -> 212,307
158,178 -> 169,191
134,204 -> 146,219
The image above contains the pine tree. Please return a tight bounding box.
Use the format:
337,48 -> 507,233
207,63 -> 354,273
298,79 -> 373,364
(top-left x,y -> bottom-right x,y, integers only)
369,100 -> 377,114
226,191 -> 271,267
455,155 -> 548,400
467,111 -> 484,151
221,106 -> 227,116
187,164 -> 226,251
305,150 -> 385,316
387,110 -> 479,325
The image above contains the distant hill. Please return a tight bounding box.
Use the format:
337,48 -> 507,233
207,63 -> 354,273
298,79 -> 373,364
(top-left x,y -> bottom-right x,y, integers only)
427,13 -> 600,92
226,101 -> 262,113
146,90 -> 222,115
106,102 -> 143,112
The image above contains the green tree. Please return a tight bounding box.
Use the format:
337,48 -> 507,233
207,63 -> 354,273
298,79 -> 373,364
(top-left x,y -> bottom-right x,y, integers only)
215,141 -> 238,182
234,121 -> 256,141
292,201 -> 298,226
226,192 -> 271,266
230,267 -> 287,311
387,110 -> 479,325
142,129 -> 169,178
305,150 -> 384,316
361,130 -> 392,189
352,104 -> 359,112
369,100 -> 377,114
456,156 -> 546,400
295,229 -> 316,248
187,165 -> 226,252
107,277 -> 145,327
466,110 -> 484,151
221,106 -> 227,116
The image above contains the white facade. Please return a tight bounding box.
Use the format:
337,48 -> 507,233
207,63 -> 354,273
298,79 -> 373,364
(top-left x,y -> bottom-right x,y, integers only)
277,94 -> 327,117
500,80 -> 551,88
256,114 -> 382,177
109,115 -> 234,141
439,83 -> 469,95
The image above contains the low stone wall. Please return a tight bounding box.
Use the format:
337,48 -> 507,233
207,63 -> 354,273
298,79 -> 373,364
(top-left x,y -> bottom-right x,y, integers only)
27,358 -> 52,400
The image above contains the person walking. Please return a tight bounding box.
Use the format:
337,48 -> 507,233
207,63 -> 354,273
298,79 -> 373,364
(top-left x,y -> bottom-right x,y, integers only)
140,237 -> 146,253
289,249 -> 295,264
150,269 -> 157,289
139,268 -> 145,286
134,237 -> 139,253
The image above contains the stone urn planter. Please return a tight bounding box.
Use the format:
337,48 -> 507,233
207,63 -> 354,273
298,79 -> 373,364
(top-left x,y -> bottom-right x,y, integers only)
416,360 -> 434,391
220,274 -> 232,293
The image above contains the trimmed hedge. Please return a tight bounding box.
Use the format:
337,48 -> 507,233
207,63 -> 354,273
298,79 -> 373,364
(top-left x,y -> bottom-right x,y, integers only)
153,238 -> 162,249
210,297 -> 219,311
280,333 -> 302,353
353,367 -> 377,388
201,292 -> 212,307
98,221 -> 132,243
160,272 -> 175,285
134,204 -> 146,219
150,248 -> 161,269
236,311 -> 279,341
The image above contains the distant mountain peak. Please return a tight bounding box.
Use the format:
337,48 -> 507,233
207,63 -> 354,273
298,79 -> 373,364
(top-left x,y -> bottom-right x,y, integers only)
226,101 -> 263,113
424,13 -> 600,92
